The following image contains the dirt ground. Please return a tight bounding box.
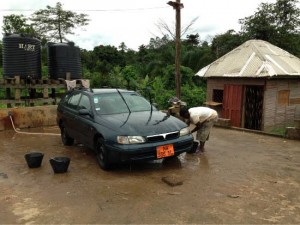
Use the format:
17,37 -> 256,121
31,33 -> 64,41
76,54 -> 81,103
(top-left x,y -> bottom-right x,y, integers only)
1,126 -> 300,224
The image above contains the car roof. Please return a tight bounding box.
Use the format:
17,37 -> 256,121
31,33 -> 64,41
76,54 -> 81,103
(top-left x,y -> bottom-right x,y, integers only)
69,88 -> 134,95
92,88 -> 133,94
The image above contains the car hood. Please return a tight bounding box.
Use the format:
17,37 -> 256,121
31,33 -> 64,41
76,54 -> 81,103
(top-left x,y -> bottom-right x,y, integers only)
95,111 -> 187,136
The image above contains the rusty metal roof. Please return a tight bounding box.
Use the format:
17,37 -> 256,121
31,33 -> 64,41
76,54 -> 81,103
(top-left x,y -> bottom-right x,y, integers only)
196,39 -> 300,78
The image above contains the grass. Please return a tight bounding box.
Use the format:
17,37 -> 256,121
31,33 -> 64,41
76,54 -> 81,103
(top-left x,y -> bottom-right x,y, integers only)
269,127 -> 286,136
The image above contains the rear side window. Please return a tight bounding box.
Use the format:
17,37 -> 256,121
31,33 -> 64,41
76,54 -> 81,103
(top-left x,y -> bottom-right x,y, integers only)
78,94 -> 91,110
67,92 -> 81,109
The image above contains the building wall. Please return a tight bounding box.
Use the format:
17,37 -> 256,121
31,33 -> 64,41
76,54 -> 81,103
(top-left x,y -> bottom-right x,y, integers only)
264,79 -> 300,132
207,78 -> 265,100
206,78 -> 264,117
206,77 -> 300,132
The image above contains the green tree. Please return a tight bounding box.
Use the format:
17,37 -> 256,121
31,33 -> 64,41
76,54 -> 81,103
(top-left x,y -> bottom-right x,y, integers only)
91,45 -> 125,73
184,33 -> 200,46
151,76 -> 174,109
30,2 -> 89,42
273,0 -> 300,56
2,14 -> 36,35
181,35 -> 215,72
0,41 -> 2,69
239,3 -> 276,41
133,37 -> 176,78
148,35 -> 170,49
122,65 -> 139,90
210,30 -> 245,58
239,0 -> 300,56
108,66 -> 126,88
181,84 -> 206,108
118,42 -> 127,53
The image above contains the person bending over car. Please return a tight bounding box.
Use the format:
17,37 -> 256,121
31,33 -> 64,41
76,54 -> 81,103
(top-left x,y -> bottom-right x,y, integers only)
180,107 -> 218,154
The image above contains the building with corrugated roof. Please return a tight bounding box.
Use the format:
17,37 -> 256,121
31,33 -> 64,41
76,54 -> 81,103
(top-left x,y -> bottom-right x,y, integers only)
196,39 -> 300,132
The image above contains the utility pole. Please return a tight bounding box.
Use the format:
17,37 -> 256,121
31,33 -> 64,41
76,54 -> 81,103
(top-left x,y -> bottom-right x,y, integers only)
167,0 -> 184,99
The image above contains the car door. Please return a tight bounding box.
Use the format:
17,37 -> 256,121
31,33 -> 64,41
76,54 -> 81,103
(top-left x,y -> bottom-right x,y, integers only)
74,94 -> 95,148
63,92 -> 82,138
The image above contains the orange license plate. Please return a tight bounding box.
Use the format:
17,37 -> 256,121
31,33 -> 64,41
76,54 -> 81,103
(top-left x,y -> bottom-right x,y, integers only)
156,144 -> 174,159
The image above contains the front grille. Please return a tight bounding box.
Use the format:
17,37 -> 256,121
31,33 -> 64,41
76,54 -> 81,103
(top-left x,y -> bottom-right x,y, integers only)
146,131 -> 179,142
128,138 -> 193,161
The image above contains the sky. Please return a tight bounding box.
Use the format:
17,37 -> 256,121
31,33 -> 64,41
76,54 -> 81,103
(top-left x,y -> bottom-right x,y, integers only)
0,0 -> 277,51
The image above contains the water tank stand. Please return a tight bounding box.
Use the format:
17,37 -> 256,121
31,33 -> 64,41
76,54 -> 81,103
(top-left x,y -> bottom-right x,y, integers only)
0,75 -> 85,108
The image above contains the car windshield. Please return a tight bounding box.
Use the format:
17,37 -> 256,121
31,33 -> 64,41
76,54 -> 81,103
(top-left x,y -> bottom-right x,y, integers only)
93,92 -> 155,115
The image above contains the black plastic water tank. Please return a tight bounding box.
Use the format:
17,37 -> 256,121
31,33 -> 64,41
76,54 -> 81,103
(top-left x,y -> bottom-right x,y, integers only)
2,34 -> 42,79
48,42 -> 82,79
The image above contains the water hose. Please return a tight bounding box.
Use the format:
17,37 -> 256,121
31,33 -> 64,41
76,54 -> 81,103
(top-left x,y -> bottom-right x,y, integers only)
8,112 -> 60,136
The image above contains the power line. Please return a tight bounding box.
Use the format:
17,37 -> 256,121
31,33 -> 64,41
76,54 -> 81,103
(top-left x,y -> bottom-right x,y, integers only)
0,6 -> 168,12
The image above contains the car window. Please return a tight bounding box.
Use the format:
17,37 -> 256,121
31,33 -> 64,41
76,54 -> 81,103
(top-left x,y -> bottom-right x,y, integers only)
93,93 -> 128,115
122,93 -> 153,111
59,92 -> 73,105
67,92 -> 81,109
78,94 -> 91,111
93,92 -> 155,115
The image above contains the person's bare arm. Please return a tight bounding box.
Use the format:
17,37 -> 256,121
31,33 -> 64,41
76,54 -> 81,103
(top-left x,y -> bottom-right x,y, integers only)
190,121 -> 203,133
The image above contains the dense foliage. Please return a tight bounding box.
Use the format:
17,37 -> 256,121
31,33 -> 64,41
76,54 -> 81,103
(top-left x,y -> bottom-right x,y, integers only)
239,0 -> 300,57
80,37 -> 210,109
1,0 -> 300,109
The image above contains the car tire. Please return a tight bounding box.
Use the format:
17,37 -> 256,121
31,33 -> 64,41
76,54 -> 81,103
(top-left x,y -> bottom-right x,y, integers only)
60,123 -> 74,146
95,138 -> 111,170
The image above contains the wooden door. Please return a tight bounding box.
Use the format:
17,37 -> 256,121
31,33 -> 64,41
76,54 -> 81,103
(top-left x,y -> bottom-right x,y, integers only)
222,84 -> 243,127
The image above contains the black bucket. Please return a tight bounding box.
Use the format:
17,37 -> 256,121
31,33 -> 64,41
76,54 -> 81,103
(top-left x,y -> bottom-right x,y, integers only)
24,152 -> 44,168
49,157 -> 70,173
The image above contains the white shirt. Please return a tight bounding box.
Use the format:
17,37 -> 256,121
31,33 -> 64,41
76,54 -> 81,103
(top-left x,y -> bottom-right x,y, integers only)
188,107 -> 218,125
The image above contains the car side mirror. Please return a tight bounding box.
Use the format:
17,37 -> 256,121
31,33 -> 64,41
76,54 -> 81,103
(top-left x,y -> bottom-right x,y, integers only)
79,109 -> 92,117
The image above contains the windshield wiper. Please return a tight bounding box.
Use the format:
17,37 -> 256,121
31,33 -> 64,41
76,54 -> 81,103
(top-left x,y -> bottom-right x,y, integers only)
116,89 -> 131,114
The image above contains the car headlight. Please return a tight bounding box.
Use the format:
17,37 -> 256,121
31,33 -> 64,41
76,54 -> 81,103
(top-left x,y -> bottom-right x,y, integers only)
117,136 -> 146,144
180,127 -> 190,136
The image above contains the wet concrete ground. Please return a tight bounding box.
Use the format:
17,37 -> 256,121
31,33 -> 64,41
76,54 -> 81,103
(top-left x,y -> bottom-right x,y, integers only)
0,126 -> 300,224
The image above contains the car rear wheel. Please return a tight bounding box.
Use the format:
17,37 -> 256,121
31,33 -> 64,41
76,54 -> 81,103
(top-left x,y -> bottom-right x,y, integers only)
95,138 -> 111,170
60,123 -> 74,146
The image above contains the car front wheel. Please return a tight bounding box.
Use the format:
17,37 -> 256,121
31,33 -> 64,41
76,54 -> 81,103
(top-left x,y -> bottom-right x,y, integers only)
60,123 -> 74,146
95,138 -> 111,170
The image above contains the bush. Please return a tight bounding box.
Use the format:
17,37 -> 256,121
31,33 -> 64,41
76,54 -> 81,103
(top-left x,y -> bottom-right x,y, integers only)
180,84 -> 206,108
